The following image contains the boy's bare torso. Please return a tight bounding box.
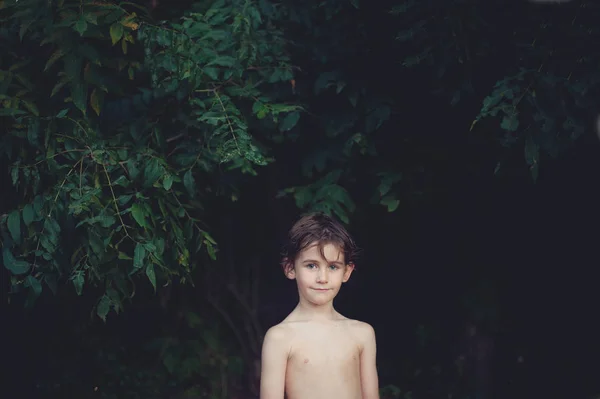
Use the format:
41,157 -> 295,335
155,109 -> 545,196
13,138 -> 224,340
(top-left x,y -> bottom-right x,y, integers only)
276,314 -> 365,399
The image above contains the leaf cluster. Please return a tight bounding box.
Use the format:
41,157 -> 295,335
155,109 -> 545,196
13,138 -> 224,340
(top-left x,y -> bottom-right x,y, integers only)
0,0 -> 300,318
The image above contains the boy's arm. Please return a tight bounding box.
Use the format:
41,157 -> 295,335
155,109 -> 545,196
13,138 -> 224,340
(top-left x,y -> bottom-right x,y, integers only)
359,322 -> 380,399
260,325 -> 289,399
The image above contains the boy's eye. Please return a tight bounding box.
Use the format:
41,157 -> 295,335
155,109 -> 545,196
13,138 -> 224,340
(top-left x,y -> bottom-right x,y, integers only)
306,263 -> 339,270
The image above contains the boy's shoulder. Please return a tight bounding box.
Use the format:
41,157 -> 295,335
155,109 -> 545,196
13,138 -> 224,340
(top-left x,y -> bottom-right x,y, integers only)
269,314 -> 374,338
351,319 -> 375,333
341,318 -> 376,342
263,317 -> 375,360
263,322 -> 292,344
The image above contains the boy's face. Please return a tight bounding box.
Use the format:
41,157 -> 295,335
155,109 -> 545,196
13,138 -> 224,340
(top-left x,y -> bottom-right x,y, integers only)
284,242 -> 354,306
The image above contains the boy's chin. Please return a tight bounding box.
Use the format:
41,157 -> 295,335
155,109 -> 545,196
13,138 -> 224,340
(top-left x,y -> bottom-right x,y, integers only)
306,298 -> 332,307
303,291 -> 337,304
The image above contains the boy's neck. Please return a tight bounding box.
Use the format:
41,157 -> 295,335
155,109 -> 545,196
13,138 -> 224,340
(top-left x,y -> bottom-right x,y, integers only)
291,300 -> 340,321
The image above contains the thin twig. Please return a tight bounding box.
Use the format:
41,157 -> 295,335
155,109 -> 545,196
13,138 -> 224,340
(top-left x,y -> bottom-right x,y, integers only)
213,89 -> 241,154
66,117 -> 88,137
33,156 -> 84,269
166,132 -> 185,143
102,163 -> 129,237
52,158 -> 82,207
19,148 -> 87,169
227,282 -> 263,353
207,293 -> 251,364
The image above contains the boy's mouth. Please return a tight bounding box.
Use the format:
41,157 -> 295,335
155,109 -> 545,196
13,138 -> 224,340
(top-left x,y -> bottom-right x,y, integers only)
312,288 -> 330,291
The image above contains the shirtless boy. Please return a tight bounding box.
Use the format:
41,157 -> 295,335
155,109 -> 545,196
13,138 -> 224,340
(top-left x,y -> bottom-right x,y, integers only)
260,213 -> 379,399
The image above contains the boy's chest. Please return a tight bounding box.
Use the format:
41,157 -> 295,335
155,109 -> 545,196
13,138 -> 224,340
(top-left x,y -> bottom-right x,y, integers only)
288,334 -> 361,369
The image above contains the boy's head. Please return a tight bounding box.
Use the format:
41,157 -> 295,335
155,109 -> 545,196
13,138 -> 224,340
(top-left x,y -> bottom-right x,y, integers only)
281,212 -> 358,274
281,213 -> 358,305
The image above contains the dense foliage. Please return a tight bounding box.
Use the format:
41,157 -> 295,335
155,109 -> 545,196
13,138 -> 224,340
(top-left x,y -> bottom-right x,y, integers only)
1,0 -> 302,317
392,0 -> 599,180
2,0 -> 597,397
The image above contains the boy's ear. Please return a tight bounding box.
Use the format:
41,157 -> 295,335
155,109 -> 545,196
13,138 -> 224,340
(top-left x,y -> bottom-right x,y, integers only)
281,257 -> 296,280
342,262 -> 355,283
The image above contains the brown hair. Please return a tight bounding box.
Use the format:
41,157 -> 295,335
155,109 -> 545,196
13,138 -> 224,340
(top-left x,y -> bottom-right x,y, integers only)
281,213 -> 359,272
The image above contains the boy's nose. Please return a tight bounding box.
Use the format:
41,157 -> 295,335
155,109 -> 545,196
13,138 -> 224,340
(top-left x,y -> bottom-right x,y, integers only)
316,271 -> 328,283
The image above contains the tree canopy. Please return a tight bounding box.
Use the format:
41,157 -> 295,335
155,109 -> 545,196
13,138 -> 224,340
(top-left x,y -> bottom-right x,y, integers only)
2,0 -> 597,320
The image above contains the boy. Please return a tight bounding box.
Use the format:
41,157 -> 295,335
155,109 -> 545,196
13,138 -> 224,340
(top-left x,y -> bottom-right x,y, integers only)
260,213 -> 379,399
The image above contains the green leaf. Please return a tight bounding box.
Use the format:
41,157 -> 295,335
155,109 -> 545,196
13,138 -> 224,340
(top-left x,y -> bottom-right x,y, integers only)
365,105 -> 391,133
112,175 -> 129,187
33,195 -> 44,217
99,216 -> 116,228
203,67 -> 219,80
131,203 -> 147,228
56,109 -> 69,118
201,329 -> 220,350
44,274 -> 58,295
375,172 -> 401,197
146,263 -> 157,292
64,54 -> 82,81
72,272 -> 84,295
51,78 -> 69,97
22,100 -> 40,117
7,211 -> 21,243
500,114 -> 519,132
450,90 -> 461,106
293,187 -> 312,208
22,204 -> 34,226
183,170 -> 196,198
268,68 -> 282,83
208,56 -> 236,67
72,82 -> 87,113
0,108 -> 26,117
143,158 -> 162,187
144,242 -> 156,252
90,88 -> 103,116
83,12 -> 98,24
524,135 -> 539,165
134,243 -> 146,270
74,19 -> 88,36
19,20 -> 33,41
118,194 -> 134,206
2,248 -> 30,275
126,160 -> 140,179
97,295 -> 111,321
154,237 -> 165,256
27,118 -> 40,145
43,218 -> 61,238
11,167 -> 19,186
110,23 -> 124,45
255,104 -> 268,119
279,111 -> 300,132
203,232 -> 217,245
39,234 -> 55,254
530,163 -> 539,183
314,71 -> 338,94
206,242 -> 216,260
380,196 -> 400,212
25,275 -> 42,298
494,162 -> 501,175
163,174 -> 174,190
163,352 -> 177,374
44,49 -> 65,72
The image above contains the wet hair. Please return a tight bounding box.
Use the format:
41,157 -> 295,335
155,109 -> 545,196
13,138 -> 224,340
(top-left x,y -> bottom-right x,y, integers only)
281,213 -> 359,272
